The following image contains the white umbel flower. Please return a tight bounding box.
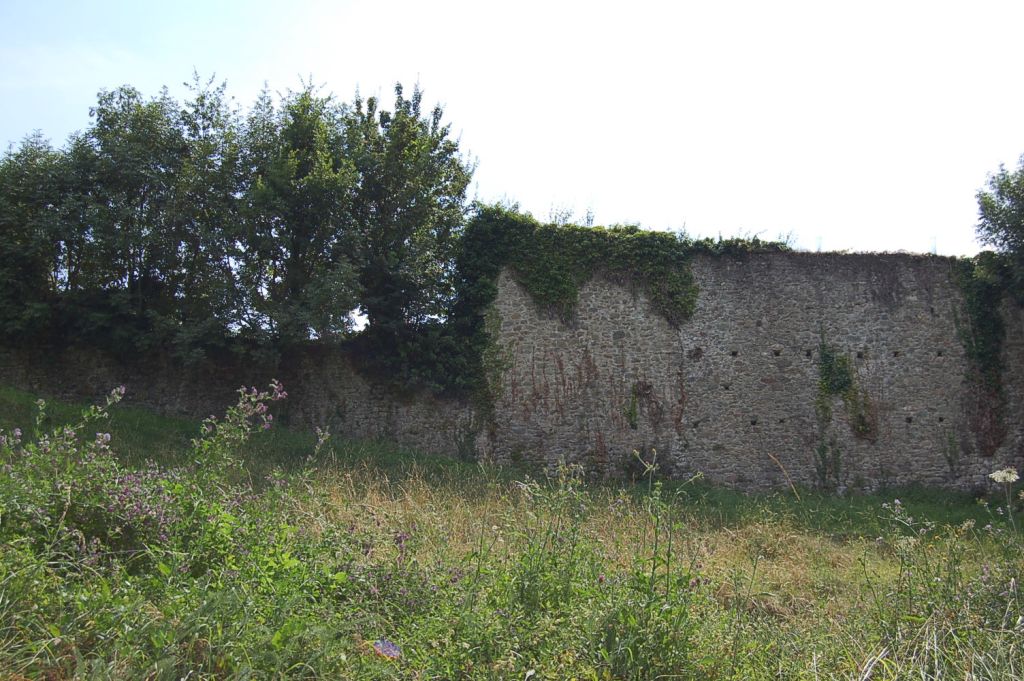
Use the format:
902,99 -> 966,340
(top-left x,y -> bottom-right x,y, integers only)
989,468 -> 1020,484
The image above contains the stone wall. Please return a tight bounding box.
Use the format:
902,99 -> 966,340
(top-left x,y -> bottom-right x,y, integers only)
483,252 -> 1024,491
0,346 -> 475,459
2,251 -> 1022,491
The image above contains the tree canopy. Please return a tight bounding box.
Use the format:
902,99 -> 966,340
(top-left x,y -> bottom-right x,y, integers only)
0,78 -> 473,361
977,154 -> 1024,298
1,76 -> 791,397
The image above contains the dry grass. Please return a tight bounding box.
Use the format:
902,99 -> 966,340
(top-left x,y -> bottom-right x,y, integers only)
2,383 -> 1020,678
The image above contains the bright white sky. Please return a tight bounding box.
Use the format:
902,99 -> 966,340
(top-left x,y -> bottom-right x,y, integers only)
2,0 -> 1023,256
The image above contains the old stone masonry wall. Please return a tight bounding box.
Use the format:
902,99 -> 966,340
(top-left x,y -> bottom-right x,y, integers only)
0,346 -> 475,462
483,252 -> 1024,491
3,251 -> 1022,492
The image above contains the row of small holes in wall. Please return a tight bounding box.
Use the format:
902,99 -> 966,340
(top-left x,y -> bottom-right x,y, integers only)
693,347 -> 948,359
691,415 -> 946,429
690,417 -> 791,429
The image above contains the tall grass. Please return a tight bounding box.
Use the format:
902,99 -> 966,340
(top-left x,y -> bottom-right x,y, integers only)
0,384 -> 1021,679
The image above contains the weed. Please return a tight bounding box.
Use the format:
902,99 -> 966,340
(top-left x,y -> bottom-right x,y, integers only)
0,386 -> 1020,678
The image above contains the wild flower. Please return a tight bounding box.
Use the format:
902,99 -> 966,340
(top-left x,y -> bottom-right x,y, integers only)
314,426 -> 331,456
990,468 -> 1020,484
106,385 -> 127,406
373,638 -> 401,659
1,427 -> 24,450
265,468 -> 288,489
94,463 -> 181,544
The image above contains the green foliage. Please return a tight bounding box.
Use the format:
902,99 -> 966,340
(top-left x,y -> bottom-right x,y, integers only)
459,205 -> 698,326
423,203 -> 791,403
952,253 -> 1011,455
502,466 -> 593,613
0,81 -> 245,358
0,77 -> 472,362
814,339 -> 877,488
596,455 -> 700,677
953,253 -> 1010,388
843,386 -> 878,441
816,338 -> 877,443
817,341 -> 854,398
241,85 -> 360,343
344,84 -> 473,333
0,133 -> 63,342
977,154 -> 1024,298
2,388 -> 1020,678
965,155 -> 1024,455
624,385 -> 640,430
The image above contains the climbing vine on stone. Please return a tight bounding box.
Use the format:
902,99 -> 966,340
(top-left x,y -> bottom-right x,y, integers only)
355,203 -> 791,407
448,204 -> 790,409
951,253 -> 1012,455
816,338 -> 877,443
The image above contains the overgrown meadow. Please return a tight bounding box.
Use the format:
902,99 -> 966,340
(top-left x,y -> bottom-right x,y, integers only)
1,384 -> 1021,680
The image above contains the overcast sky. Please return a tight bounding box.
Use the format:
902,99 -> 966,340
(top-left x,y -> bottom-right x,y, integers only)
2,0 -> 1023,255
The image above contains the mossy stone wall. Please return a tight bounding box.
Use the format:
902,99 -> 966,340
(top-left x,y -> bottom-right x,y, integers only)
482,252 -> 1024,491
2,251 -> 1022,492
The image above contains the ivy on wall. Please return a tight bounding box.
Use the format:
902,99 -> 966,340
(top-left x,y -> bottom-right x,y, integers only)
951,252 -> 1013,455
952,253 -> 1009,390
813,337 -> 875,491
458,205 -> 696,327
446,204 -> 790,407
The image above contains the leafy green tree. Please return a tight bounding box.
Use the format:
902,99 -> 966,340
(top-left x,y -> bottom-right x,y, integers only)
0,77 -> 476,380
29,80 -> 245,358
343,84 -> 474,334
45,132 -> 145,350
977,154 -> 1024,298
161,75 -> 245,359
63,82 -> 248,357
52,134 -> 103,296
241,86 -> 360,344
77,85 -> 187,350
0,134 -> 63,341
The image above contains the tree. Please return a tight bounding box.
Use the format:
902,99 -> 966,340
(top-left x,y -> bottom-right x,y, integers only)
88,86 -> 185,313
0,77 -> 475,376
0,133 -> 63,342
162,75 -> 245,359
39,84 -> 196,354
977,154 -> 1024,297
343,84 -> 474,335
241,86 -> 360,344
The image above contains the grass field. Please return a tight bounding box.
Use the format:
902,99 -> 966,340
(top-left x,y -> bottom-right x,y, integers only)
1,382 -> 1021,679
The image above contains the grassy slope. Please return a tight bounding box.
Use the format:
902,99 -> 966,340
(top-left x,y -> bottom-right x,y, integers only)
1,384 -> 1021,679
